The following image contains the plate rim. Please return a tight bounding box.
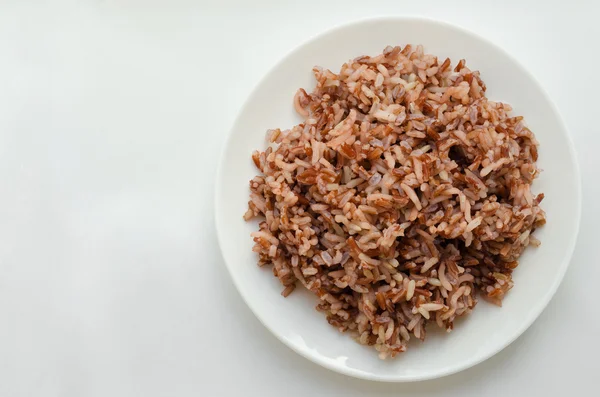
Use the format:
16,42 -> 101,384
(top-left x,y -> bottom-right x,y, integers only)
214,15 -> 582,382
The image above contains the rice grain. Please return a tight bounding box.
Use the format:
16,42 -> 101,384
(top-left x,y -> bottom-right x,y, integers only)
245,45 -> 545,358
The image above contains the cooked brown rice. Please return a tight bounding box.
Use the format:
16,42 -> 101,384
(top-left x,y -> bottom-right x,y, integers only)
244,45 -> 545,358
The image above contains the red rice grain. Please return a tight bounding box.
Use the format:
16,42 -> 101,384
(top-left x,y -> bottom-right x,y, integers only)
245,45 -> 545,358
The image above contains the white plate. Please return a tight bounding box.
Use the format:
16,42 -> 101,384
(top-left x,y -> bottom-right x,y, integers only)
215,17 -> 581,382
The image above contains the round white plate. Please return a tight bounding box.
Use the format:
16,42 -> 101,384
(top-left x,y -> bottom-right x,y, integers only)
215,17 -> 581,382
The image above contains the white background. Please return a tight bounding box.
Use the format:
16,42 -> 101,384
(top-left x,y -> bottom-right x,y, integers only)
0,0 -> 597,396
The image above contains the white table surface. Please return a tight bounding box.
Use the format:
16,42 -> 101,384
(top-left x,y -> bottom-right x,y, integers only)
0,0 -> 597,396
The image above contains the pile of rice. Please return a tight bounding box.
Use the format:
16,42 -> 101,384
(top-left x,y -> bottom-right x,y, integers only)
244,45 -> 545,358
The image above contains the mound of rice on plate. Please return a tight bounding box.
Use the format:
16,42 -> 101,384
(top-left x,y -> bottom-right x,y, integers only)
244,45 -> 545,359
